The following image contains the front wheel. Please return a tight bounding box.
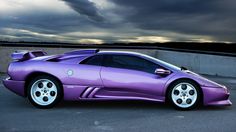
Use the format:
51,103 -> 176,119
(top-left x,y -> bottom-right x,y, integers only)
27,75 -> 62,108
168,80 -> 201,110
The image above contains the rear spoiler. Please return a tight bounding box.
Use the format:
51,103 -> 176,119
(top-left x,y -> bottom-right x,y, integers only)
11,50 -> 47,61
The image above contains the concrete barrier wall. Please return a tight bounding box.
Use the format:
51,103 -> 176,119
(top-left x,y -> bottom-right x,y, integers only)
156,50 -> 236,77
0,46 -> 236,77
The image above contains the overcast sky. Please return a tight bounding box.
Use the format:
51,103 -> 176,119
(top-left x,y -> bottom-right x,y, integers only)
0,0 -> 235,44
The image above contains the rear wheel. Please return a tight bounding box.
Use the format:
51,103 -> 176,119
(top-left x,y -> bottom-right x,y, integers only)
168,80 -> 201,110
27,75 -> 62,108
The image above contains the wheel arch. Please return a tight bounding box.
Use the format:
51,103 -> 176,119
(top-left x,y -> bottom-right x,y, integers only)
24,72 -> 63,97
165,78 -> 203,104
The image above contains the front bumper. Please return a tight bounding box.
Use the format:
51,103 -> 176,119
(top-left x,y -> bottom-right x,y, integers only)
202,86 -> 232,106
2,77 -> 25,97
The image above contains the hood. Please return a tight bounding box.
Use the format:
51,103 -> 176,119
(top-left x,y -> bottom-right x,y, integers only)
179,70 -> 225,88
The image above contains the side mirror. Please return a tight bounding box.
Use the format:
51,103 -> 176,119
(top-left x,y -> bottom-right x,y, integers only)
155,68 -> 171,75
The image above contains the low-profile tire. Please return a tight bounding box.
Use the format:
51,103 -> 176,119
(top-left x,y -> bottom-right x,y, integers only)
167,79 -> 201,110
27,75 -> 63,109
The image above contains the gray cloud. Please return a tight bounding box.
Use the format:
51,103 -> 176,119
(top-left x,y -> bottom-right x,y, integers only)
61,0 -> 105,22
110,0 -> 236,42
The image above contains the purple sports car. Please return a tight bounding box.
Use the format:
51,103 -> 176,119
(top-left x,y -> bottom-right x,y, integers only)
3,49 -> 232,110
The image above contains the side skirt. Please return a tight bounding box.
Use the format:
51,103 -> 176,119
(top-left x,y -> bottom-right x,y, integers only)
63,85 -> 165,103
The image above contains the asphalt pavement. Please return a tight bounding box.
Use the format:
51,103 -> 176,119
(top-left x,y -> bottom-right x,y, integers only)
0,74 -> 236,132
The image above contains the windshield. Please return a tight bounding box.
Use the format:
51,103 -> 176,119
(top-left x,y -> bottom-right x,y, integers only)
141,54 -> 181,71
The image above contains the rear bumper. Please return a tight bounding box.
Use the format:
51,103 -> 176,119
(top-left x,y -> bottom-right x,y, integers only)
2,77 -> 25,97
202,86 -> 232,106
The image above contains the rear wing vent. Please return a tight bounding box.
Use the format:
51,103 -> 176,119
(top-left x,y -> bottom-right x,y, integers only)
64,49 -> 99,55
11,50 -> 47,61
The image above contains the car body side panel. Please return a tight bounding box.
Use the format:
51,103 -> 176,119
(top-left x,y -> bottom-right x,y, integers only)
99,66 -> 174,101
63,85 -> 88,100
6,61 -> 103,99
61,64 -> 103,86
8,61 -> 102,86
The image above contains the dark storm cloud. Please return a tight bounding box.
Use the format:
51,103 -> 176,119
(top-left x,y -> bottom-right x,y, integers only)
61,0 -> 105,22
0,12 -> 91,38
0,0 -> 111,43
111,0 -> 236,42
0,0 -> 236,43
0,0 -> 134,43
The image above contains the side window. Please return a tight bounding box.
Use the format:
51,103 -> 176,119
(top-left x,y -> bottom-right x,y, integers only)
80,55 -> 103,66
104,55 -> 159,74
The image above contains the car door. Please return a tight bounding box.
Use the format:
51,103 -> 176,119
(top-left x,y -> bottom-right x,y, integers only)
99,54 -> 171,100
